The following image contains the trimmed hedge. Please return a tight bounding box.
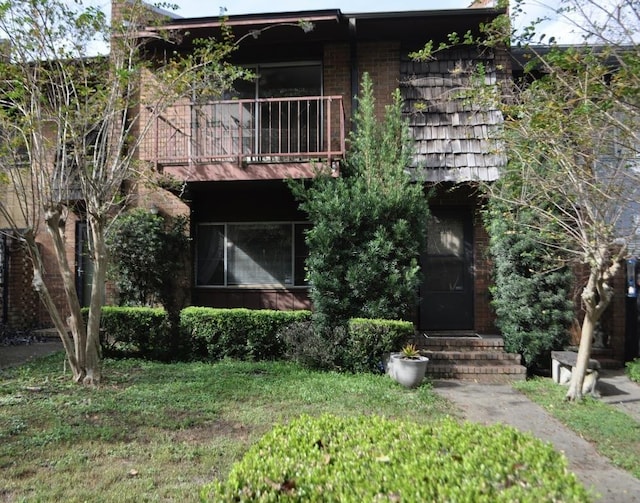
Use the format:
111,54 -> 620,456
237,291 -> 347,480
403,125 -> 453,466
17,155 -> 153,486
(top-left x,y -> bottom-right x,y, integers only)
343,318 -> 413,373
181,307 -> 312,361
93,306 -> 411,368
95,306 -> 170,360
202,414 -> 590,502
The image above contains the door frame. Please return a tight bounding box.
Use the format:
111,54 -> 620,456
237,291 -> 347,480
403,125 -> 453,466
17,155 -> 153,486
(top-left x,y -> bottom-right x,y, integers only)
419,207 -> 474,331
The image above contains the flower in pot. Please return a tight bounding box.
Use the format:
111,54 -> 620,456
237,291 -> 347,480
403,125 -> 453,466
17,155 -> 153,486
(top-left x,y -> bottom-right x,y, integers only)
388,343 -> 429,388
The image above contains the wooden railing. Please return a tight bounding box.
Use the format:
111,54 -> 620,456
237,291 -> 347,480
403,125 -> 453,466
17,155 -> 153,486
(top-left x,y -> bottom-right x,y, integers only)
145,95 -> 345,167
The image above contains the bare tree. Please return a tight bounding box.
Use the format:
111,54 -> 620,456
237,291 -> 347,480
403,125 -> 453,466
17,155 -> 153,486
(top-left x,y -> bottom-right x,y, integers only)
0,0 -> 245,384
493,0 -> 640,400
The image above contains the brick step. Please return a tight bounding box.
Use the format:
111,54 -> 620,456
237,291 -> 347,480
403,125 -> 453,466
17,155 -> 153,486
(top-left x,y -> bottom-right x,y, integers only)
417,335 -> 505,352
425,359 -> 527,382
415,335 -> 527,382
423,350 -> 521,364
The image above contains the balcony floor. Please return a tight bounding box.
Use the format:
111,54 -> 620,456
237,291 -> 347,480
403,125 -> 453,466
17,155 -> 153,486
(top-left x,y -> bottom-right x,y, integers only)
163,160 -> 337,182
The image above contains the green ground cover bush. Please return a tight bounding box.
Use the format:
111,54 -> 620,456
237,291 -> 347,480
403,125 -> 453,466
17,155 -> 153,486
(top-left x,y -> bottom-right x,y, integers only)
626,358 -> 640,383
203,414 -> 590,502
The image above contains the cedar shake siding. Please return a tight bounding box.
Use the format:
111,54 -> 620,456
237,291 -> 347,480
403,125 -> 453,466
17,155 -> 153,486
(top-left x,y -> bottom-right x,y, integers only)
401,48 -> 505,182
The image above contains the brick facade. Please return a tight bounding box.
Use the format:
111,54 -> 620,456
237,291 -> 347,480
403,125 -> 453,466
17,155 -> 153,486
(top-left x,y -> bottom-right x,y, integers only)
5,239 -> 39,329
357,41 -> 401,118
0,5 -> 631,366
473,212 -> 496,334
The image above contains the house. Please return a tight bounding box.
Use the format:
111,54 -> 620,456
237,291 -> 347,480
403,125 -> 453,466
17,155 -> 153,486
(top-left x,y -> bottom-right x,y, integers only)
133,4 -> 508,335
0,2 -> 632,366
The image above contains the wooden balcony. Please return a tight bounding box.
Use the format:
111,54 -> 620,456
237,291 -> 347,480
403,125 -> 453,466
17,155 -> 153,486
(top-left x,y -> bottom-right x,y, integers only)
143,96 -> 345,182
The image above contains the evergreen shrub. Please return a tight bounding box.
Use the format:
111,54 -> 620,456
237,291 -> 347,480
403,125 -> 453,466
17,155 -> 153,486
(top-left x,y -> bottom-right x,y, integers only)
290,74 -> 429,328
202,414 -> 590,502
95,306 -> 170,359
181,307 -> 312,361
486,201 -> 574,370
280,318 -> 413,373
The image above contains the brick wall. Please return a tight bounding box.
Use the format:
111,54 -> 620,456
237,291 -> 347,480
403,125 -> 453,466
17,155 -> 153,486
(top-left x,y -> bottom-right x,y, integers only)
5,242 -> 38,329
473,212 -> 497,334
357,41 -> 401,120
323,42 -> 352,152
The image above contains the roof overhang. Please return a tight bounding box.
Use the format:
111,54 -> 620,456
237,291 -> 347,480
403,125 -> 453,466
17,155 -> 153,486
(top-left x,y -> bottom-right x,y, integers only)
139,6 -> 506,49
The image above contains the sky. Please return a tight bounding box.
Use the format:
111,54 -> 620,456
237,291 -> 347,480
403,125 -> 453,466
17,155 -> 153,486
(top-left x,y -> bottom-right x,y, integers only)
164,0 -> 581,43
174,0 -> 471,16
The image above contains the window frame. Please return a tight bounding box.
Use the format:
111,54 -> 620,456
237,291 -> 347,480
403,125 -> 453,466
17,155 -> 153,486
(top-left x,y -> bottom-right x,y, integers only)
195,221 -> 310,289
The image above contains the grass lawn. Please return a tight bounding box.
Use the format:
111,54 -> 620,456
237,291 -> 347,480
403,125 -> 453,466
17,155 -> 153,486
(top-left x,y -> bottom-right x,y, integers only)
514,377 -> 640,479
0,352 -> 452,502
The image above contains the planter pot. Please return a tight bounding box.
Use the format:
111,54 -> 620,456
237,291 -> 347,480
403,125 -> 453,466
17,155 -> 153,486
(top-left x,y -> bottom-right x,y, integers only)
388,353 -> 429,388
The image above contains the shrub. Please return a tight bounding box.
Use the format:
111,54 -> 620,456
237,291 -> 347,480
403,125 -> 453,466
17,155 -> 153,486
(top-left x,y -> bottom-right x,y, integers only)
626,358 -> 640,383
343,318 -> 413,373
106,209 -> 190,310
181,307 -> 311,361
280,321 -> 348,371
96,307 -> 171,360
281,318 -> 414,373
202,414 -> 590,502
485,200 -> 574,370
290,74 -> 429,328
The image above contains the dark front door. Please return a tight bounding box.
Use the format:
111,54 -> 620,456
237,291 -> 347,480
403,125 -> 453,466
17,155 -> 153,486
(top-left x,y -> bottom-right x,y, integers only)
420,208 -> 474,331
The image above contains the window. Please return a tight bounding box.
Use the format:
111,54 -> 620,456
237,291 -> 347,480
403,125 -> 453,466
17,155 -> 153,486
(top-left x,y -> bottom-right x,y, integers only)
196,223 -> 310,287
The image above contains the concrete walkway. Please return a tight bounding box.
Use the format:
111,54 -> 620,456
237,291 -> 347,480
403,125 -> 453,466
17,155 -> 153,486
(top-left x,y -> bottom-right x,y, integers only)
0,340 -> 63,369
433,370 -> 640,503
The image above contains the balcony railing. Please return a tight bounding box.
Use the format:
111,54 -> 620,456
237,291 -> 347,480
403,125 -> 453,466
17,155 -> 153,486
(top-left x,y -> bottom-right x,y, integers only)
145,95 -> 345,167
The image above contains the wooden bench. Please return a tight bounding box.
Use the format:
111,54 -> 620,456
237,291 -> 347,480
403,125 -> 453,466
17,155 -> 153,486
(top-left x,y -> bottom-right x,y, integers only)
551,350 -> 600,386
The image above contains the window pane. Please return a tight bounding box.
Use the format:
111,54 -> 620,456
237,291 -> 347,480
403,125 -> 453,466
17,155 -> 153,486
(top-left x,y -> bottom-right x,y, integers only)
427,216 -> 464,257
197,225 -> 225,285
228,224 -> 292,285
425,215 -> 465,292
258,65 -> 321,98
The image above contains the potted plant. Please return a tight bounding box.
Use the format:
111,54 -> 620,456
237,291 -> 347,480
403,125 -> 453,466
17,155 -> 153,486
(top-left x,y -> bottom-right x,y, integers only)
387,343 -> 429,388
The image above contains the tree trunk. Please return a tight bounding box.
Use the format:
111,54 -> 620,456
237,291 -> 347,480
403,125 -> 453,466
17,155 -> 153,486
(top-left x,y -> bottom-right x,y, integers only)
44,207 -> 88,383
566,261 -> 615,401
24,233 -> 82,380
566,308 -> 596,401
83,216 -> 106,385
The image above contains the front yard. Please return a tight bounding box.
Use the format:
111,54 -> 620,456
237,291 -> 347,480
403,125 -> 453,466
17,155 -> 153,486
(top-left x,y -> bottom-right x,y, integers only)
0,353 -> 450,502
2,353 -> 639,501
